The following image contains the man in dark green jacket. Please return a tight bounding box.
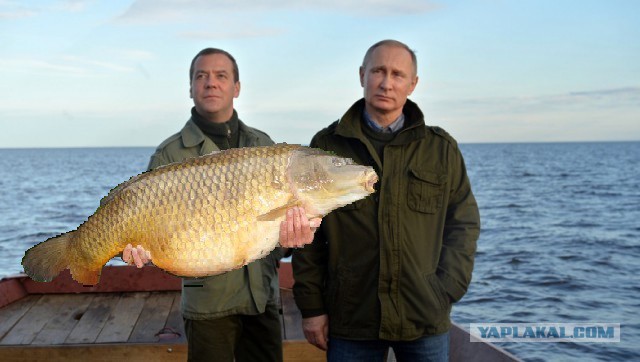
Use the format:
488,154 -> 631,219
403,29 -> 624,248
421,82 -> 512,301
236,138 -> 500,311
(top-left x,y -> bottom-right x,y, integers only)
123,48 -> 317,362
292,40 -> 480,361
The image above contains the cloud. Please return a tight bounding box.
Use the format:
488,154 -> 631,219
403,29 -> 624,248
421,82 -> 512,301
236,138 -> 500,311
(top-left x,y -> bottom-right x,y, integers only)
437,87 -> 640,115
0,0 -> 91,19
61,55 -> 136,72
427,87 -> 640,142
116,0 -> 439,24
0,0 -> 36,19
53,0 -> 93,12
179,28 -> 286,40
0,55 -> 135,76
0,58 -> 87,75
0,9 -> 35,19
567,87 -> 640,100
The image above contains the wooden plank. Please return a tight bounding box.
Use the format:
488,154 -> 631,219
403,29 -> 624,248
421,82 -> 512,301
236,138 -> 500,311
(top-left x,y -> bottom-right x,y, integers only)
450,323 -> 521,362
32,294 -> 95,345
95,292 -> 149,343
129,292 -> 175,343
283,340 -> 325,362
0,343 -> 187,362
0,295 -> 40,342
0,341 -> 327,362
65,293 -> 122,344
0,294 -> 68,345
162,293 -> 186,343
280,289 -> 304,340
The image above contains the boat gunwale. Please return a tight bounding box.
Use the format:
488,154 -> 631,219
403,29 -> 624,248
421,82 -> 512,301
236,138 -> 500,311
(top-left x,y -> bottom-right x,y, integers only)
0,264 -> 520,361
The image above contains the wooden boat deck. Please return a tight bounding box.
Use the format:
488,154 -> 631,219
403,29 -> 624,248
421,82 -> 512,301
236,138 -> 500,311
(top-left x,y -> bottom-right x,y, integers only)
0,264 -> 519,361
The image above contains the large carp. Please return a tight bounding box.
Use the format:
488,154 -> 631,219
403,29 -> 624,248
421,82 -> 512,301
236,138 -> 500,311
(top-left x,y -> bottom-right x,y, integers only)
22,144 -> 377,285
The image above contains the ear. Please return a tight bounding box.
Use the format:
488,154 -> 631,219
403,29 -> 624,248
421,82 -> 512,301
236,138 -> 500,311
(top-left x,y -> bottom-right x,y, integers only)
408,76 -> 419,95
189,85 -> 193,99
234,81 -> 241,98
359,66 -> 365,87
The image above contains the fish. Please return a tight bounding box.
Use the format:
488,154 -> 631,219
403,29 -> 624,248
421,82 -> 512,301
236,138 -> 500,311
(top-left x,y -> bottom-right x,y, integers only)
22,144 -> 378,285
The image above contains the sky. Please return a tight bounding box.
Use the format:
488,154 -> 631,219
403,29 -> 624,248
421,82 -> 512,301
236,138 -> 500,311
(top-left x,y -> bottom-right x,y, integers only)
0,0 -> 638,148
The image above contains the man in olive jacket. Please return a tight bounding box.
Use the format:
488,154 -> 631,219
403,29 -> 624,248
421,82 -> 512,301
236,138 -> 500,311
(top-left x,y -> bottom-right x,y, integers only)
292,40 -> 480,361
123,48 -> 317,362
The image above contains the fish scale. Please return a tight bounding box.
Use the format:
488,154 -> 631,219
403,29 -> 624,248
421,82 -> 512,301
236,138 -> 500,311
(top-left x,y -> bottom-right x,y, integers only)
22,144 -> 377,285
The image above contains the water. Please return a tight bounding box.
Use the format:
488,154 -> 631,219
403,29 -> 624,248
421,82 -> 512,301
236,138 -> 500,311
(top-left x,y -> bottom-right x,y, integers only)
0,147 -> 151,274
452,142 -> 640,361
1,143 -> 638,361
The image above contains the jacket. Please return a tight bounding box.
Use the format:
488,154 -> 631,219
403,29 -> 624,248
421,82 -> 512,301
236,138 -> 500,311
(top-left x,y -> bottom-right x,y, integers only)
148,113 -> 283,320
292,99 -> 480,340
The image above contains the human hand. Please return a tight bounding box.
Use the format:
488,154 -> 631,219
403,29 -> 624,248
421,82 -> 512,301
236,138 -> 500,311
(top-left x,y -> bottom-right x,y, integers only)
279,206 -> 321,249
122,244 -> 152,268
302,314 -> 329,351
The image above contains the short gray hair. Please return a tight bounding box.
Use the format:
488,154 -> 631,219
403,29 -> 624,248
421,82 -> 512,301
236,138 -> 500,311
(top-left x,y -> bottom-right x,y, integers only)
362,39 -> 417,75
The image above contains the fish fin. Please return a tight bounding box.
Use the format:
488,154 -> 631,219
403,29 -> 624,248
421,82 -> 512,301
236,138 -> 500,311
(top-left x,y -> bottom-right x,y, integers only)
70,266 -> 101,286
203,150 -> 222,155
257,200 -> 301,221
22,232 -> 73,282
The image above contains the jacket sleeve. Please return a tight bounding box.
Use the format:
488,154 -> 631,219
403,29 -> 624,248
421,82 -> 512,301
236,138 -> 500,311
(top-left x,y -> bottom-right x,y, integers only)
148,150 -> 169,171
437,144 -> 480,303
291,135 -> 330,318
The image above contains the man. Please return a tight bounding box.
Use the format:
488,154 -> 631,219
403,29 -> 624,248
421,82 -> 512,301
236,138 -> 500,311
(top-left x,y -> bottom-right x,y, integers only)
123,47 -> 317,362
292,40 -> 480,361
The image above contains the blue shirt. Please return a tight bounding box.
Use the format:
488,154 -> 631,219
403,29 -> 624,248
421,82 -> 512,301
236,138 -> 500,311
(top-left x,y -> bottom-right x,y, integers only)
363,110 -> 405,133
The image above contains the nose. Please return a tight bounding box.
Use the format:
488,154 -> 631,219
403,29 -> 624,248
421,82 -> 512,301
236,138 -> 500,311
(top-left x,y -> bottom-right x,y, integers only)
379,74 -> 391,90
205,75 -> 217,89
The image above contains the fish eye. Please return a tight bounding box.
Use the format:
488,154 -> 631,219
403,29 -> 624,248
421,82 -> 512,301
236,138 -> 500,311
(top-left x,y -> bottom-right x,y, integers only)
331,157 -> 345,167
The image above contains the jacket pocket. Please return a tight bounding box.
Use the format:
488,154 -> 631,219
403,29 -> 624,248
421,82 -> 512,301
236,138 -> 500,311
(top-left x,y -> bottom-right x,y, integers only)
326,265 -> 359,325
425,273 -> 451,310
407,168 -> 445,214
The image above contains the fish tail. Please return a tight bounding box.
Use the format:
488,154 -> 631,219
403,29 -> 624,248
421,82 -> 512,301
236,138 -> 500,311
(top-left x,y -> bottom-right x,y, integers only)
22,232 -> 73,282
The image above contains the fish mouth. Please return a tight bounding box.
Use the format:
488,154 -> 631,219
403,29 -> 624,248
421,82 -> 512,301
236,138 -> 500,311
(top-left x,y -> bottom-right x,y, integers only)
364,169 -> 378,192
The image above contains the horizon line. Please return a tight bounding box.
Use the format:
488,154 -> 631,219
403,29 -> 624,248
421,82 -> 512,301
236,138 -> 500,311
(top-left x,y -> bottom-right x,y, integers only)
1,139 -> 639,150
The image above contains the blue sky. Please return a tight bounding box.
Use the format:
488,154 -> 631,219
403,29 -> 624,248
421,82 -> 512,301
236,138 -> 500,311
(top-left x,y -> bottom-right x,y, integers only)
1,0 -> 638,148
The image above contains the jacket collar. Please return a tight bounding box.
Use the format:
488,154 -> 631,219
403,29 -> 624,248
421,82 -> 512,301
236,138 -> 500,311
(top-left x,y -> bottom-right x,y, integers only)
335,98 -> 426,144
181,110 -> 259,154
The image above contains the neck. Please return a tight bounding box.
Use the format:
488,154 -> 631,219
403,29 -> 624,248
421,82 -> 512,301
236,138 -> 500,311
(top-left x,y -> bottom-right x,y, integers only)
192,107 -> 237,128
364,105 -> 402,128
201,108 -> 234,124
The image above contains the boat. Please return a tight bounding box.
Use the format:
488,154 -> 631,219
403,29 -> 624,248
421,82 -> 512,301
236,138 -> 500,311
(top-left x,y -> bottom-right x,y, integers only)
0,263 -> 519,361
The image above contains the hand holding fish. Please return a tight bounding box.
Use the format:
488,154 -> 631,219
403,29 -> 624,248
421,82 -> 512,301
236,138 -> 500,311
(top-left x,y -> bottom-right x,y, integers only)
122,244 -> 151,268
279,206 -> 321,249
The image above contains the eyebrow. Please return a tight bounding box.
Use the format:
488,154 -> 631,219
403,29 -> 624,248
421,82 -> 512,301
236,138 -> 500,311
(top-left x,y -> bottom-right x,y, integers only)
371,65 -> 407,76
195,69 -> 230,75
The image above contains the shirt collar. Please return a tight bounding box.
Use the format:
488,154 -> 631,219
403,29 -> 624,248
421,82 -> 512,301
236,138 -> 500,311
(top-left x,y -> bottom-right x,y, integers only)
363,110 -> 405,133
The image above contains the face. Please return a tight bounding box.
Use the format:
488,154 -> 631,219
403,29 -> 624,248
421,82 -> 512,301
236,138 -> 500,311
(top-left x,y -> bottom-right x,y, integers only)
359,45 -> 418,123
190,53 -> 240,123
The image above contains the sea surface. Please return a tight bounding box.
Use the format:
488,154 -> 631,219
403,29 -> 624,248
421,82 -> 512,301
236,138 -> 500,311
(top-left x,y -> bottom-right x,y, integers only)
1,142 -> 639,361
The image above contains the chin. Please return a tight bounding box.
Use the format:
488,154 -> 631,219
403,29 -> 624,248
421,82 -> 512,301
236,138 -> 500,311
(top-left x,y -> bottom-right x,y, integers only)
371,103 -> 396,113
